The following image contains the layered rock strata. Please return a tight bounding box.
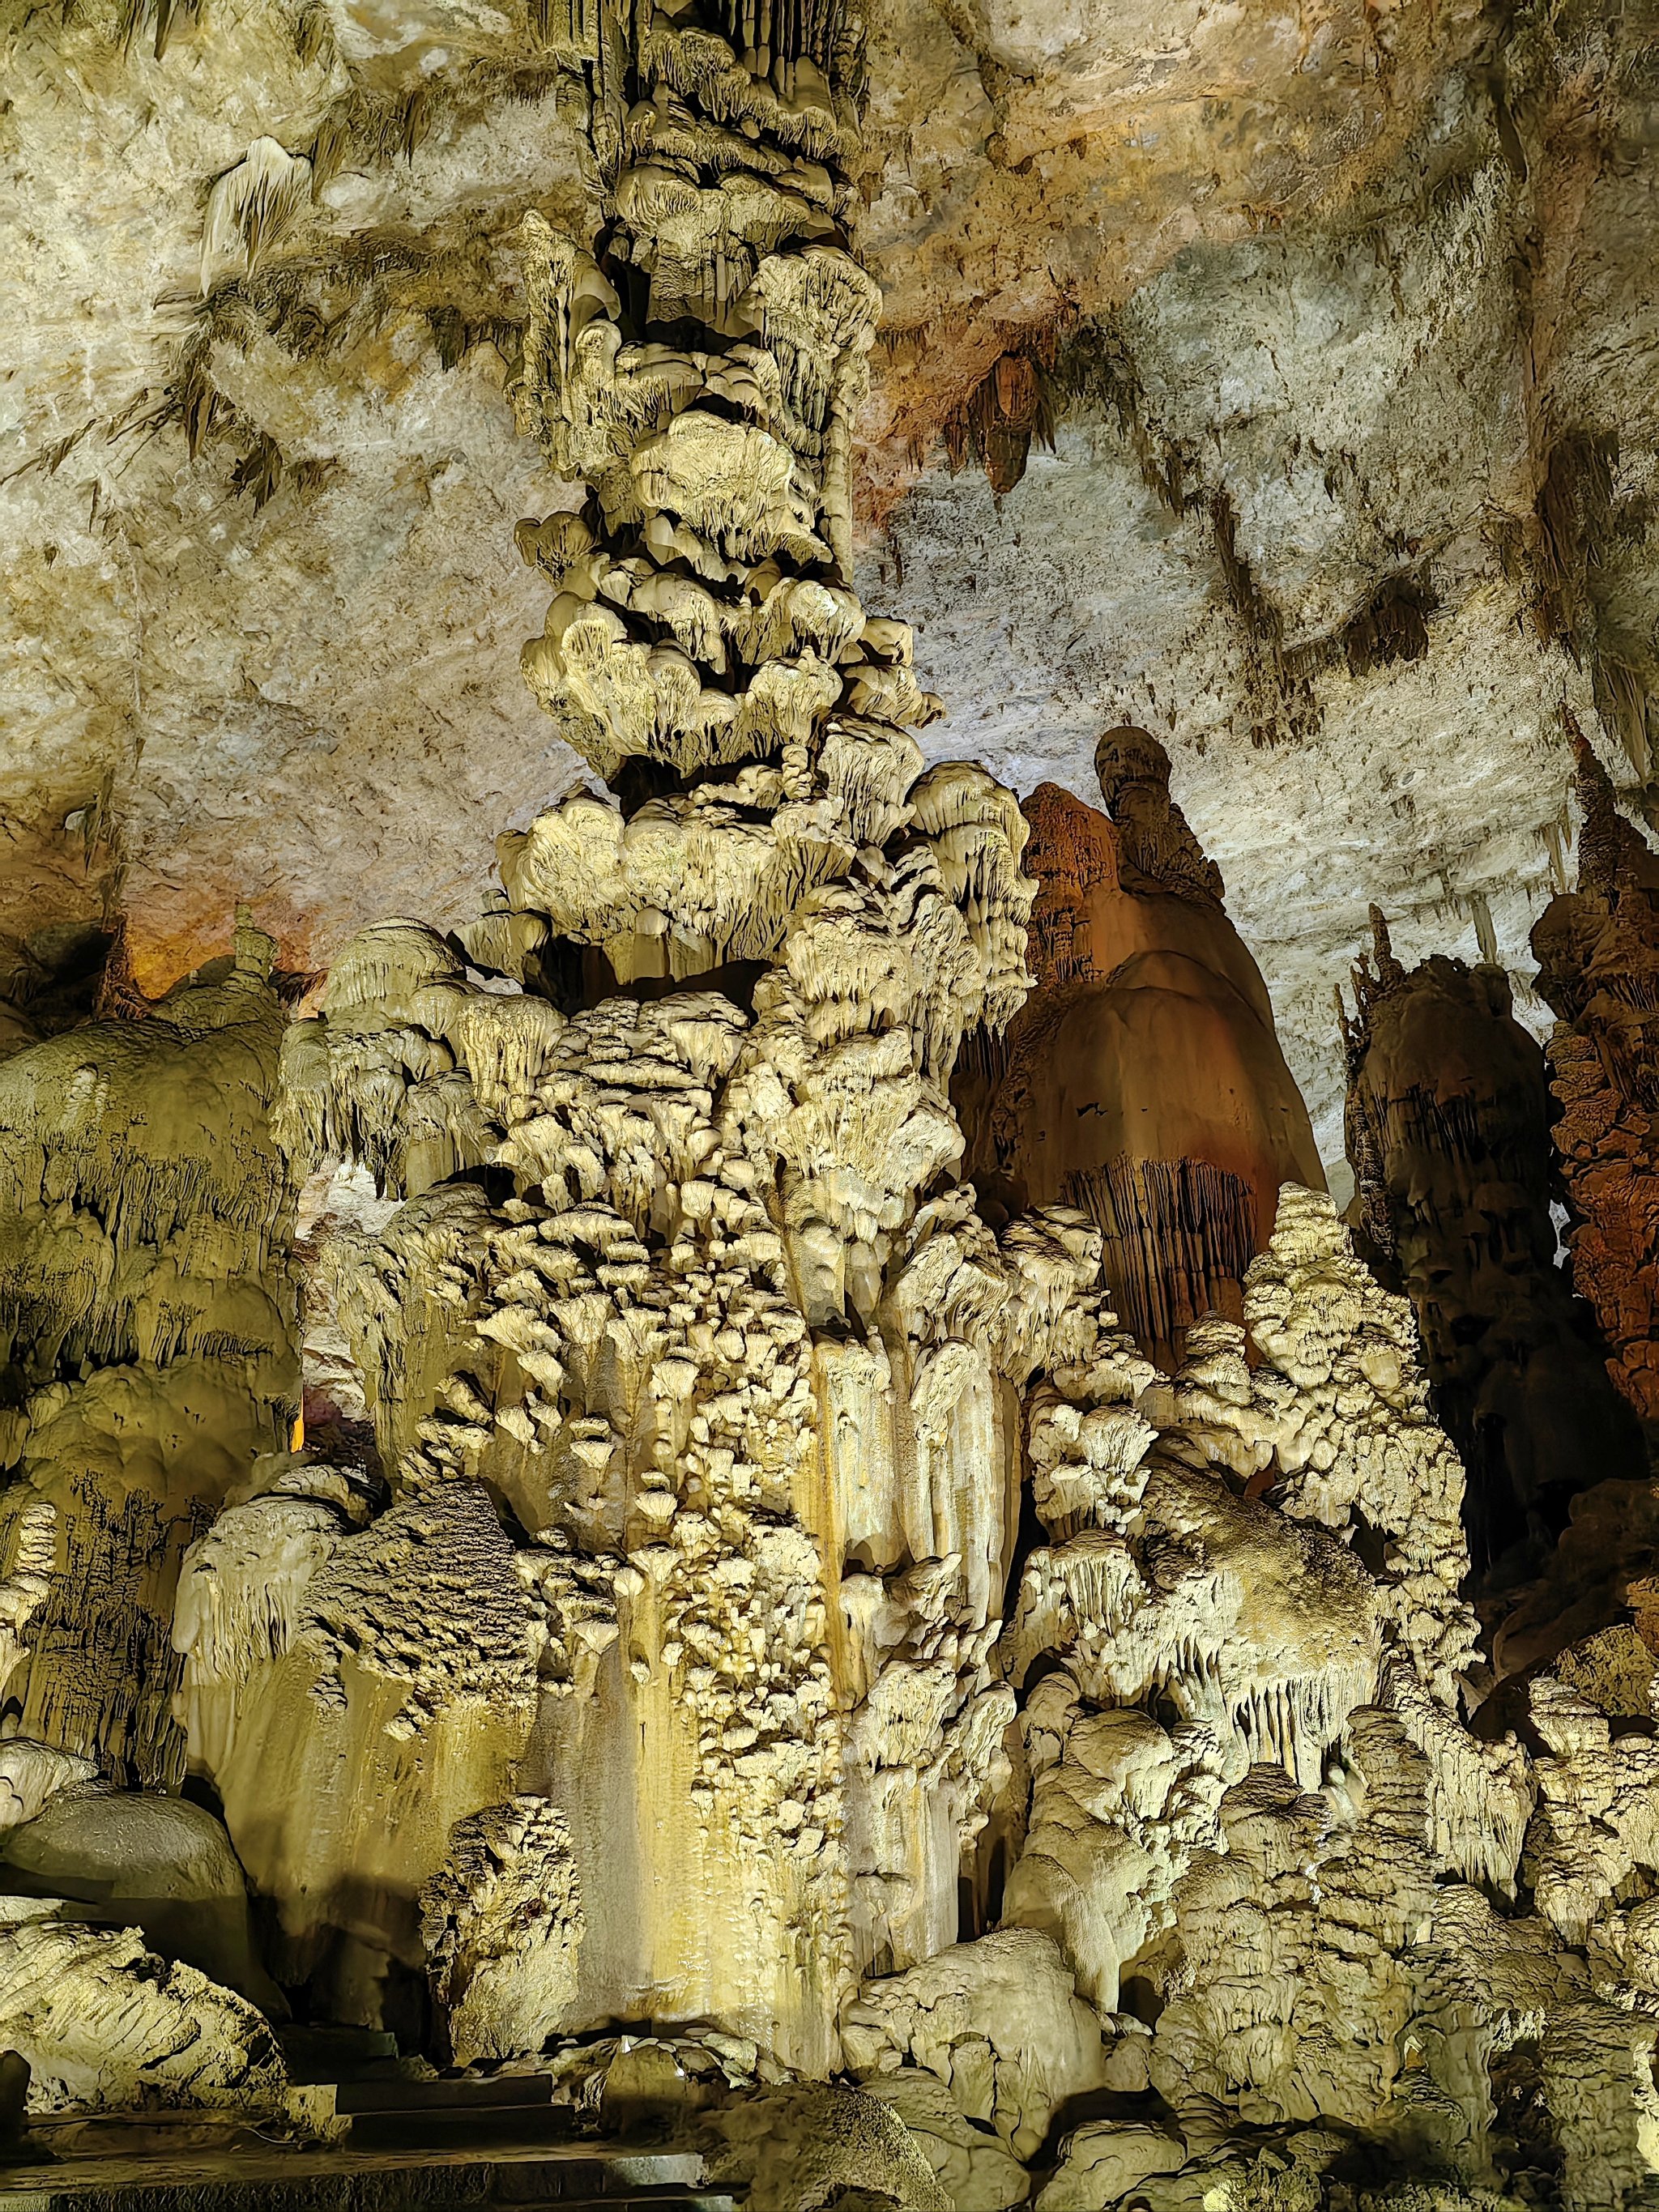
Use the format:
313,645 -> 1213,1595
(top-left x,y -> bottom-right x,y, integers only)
1341,909 -> 1644,1572
957,730 -> 1324,1366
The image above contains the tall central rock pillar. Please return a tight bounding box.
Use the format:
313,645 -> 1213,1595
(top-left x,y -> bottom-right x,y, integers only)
497,0 -> 1036,2061
175,0 -> 1053,2070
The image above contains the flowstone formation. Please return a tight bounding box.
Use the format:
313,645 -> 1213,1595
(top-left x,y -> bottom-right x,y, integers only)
957,730 -> 1324,1366
1341,908 -> 1644,1574
0,911 -> 300,1785
1532,743 -> 1659,1429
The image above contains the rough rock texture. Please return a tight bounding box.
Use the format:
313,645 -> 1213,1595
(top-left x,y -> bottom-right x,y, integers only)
1533,743 -> 1659,1426
0,912 -> 301,1784
1034,2121 -> 1185,2212
0,1785 -> 285,2014
1342,908 -> 1644,1571
0,1909 -> 286,2116
420,1796 -> 583,2064
957,731 -> 1324,1364
5,0 -> 1659,1168
168,0 -> 1048,2069
697,2082 -> 952,2212
11,0 -> 1659,2205
841,1928 -> 1111,2161
174,1465 -> 544,2022
859,2068 -> 1030,2211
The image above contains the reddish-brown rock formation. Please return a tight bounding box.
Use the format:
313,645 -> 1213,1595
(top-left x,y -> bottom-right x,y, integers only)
956,727 -> 1324,1366
1342,909 -> 1645,1573
1531,742 -> 1659,1427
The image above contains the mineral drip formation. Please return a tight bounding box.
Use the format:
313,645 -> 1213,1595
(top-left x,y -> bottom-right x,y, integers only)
6,0 -> 1659,2203
1341,906 -> 1644,1574
1533,740 -> 1659,1428
0,912 -> 300,1786
174,0 -> 1043,2070
957,727 -> 1324,1366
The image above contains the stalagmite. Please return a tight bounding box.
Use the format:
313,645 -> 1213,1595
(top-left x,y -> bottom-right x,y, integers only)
1533,740 -> 1659,1426
957,733 -> 1324,1366
839,1928 -> 1111,2162
420,1798 -> 585,2065
166,0 -> 1050,2070
1544,2005 -> 1659,2212
1342,907 -> 1644,1571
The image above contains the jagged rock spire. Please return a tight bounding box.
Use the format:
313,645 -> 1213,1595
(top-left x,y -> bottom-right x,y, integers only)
1342,918 -> 1644,1570
1532,726 -> 1659,1423
1093,725 -> 1223,908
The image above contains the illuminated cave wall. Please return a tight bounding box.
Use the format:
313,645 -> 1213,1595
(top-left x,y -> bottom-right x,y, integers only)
1,0 -> 1658,2206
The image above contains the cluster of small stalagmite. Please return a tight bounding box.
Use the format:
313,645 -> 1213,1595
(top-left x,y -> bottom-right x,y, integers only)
4,0 -> 1659,2203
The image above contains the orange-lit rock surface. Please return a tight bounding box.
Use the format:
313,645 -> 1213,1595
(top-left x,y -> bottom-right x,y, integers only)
957,727 -> 1324,1363
1533,742 -> 1659,1426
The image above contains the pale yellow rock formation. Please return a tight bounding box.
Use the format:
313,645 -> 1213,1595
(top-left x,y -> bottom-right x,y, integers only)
1544,2005 -> 1659,2212
0,1912 -> 285,2116
859,2069 -> 1031,2211
0,1788 -> 283,2014
999,1694 -> 1225,2013
841,1927 -> 1110,2163
697,2082 -> 953,2212
6,0 -> 1659,2198
1527,1669 -> 1659,1950
0,919 -> 300,1784
175,1473 -> 545,2019
0,1742 -> 96,1831
420,1796 -> 583,2065
1034,2121 -> 1187,2212
162,30 -> 1057,2054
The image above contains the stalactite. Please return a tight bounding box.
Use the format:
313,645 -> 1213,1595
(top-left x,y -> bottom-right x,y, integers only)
0,914 -> 301,1785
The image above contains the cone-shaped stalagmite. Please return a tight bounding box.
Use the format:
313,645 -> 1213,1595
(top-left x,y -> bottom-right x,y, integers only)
957,727 -> 1324,1366
1342,906 -> 1644,1572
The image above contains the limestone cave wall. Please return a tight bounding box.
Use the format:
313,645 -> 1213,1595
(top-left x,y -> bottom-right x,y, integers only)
4,0 -> 1659,2207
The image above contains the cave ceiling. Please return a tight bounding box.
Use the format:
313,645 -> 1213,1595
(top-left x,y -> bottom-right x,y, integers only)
2,0 -> 1656,1149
